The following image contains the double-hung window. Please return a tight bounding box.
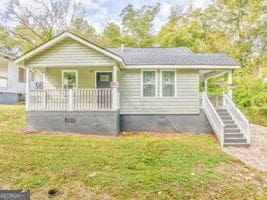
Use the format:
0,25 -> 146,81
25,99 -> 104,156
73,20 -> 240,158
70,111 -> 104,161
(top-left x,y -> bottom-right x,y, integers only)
142,70 -> 157,97
62,70 -> 78,89
161,71 -> 176,97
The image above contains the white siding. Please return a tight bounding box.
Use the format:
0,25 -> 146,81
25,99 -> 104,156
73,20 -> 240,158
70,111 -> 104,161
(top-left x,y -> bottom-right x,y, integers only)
0,59 -> 27,93
119,69 -> 199,114
7,62 -> 26,93
0,61 -> 8,77
43,66 -> 112,90
26,38 -> 116,67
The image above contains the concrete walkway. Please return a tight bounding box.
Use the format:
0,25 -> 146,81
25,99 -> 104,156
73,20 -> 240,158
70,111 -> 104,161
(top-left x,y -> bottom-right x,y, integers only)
223,124 -> 267,171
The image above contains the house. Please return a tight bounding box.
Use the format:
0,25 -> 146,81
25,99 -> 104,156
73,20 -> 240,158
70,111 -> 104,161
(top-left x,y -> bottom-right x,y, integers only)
15,31 -> 251,147
0,53 -> 25,103
0,53 -> 42,104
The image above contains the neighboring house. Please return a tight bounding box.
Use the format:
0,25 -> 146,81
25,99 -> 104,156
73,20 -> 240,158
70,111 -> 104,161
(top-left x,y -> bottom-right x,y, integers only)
15,31 -> 251,147
0,53 -> 27,104
0,53 -> 43,104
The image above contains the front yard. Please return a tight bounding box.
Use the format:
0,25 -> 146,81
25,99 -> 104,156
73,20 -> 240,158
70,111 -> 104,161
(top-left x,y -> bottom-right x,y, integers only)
0,105 -> 266,199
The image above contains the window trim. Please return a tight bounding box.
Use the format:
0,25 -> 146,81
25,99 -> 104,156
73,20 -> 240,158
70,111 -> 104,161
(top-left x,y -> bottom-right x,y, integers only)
141,69 -> 158,98
160,70 -> 177,98
62,70 -> 78,89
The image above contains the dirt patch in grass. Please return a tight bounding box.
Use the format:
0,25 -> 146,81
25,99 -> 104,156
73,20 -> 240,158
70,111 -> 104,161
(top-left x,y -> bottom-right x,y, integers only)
31,182 -> 116,200
0,183 -> 11,190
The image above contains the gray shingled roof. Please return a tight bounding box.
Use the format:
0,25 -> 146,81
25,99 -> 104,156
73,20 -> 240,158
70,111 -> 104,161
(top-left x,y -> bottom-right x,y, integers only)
108,47 -> 239,66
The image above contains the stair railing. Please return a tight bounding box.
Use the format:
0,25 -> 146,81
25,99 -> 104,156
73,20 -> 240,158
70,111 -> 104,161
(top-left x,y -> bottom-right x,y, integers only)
202,92 -> 225,146
223,93 -> 251,144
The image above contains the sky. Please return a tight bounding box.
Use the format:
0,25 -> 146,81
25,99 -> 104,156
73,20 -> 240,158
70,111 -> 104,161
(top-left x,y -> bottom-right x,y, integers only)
0,0 -> 212,33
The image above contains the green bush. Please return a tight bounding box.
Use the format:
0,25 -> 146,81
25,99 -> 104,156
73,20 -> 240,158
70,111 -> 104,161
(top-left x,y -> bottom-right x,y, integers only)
242,107 -> 267,127
233,75 -> 267,107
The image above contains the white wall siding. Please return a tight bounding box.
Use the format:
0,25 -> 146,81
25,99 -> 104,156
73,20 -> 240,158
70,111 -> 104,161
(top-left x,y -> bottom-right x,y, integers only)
7,62 -> 26,93
26,38 -> 116,67
119,69 -> 199,114
43,66 -> 113,90
0,60 -> 27,93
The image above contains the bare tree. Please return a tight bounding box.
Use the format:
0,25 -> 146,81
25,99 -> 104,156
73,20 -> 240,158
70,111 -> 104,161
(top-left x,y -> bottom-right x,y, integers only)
0,0 -> 84,53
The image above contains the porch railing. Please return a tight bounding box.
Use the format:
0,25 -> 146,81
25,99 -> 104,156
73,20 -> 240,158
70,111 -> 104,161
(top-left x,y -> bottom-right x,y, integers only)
208,94 -> 224,108
29,89 -> 113,111
202,92 -> 225,146
223,93 -> 251,144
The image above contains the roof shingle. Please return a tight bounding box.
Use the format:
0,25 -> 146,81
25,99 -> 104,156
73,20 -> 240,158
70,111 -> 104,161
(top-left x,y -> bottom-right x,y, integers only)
108,47 -> 239,66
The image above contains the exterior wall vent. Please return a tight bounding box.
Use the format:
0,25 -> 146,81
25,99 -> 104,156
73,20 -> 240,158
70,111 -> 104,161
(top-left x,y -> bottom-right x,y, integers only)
65,117 -> 76,123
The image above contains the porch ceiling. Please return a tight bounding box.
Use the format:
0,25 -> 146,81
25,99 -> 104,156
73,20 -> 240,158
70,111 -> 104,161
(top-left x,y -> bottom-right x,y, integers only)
199,70 -> 229,80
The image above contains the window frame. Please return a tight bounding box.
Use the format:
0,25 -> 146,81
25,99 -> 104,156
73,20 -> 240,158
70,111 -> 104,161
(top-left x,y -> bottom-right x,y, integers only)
141,69 -> 158,98
62,70 -> 78,89
160,70 -> 177,98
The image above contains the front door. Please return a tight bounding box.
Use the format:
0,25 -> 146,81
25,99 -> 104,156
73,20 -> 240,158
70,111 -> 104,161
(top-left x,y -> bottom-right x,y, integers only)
96,72 -> 112,109
96,72 -> 112,88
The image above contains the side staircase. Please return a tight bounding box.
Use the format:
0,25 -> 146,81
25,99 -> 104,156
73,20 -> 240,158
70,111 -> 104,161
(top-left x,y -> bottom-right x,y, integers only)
202,92 -> 251,147
216,109 -> 249,147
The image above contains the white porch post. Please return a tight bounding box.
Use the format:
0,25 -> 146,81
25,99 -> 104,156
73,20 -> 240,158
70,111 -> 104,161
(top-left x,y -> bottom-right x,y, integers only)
25,68 -> 30,111
112,65 -> 118,110
204,78 -> 208,93
227,70 -> 233,98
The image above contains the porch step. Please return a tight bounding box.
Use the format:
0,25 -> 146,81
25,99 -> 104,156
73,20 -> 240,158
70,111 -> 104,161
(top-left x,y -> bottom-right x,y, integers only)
223,120 -> 235,125
221,116 -> 232,121
216,109 -> 227,112
216,109 -> 228,113
224,138 -> 247,143
224,128 -> 240,133
215,108 -> 249,147
223,143 -> 250,148
218,113 -> 230,117
224,133 -> 244,138
225,124 -> 238,128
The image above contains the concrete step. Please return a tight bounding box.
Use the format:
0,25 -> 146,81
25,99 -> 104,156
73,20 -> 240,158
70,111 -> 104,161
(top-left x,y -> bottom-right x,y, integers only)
218,113 -> 231,117
224,128 -> 240,133
221,116 -> 232,121
223,120 -> 235,125
223,143 -> 250,148
216,109 -> 227,112
224,138 -> 247,143
224,133 -> 244,138
217,111 -> 228,115
225,124 -> 238,128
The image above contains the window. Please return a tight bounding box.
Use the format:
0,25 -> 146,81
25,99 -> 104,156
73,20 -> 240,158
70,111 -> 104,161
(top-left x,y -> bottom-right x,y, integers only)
161,71 -> 176,97
142,70 -> 157,97
18,68 -> 26,83
62,70 -> 78,89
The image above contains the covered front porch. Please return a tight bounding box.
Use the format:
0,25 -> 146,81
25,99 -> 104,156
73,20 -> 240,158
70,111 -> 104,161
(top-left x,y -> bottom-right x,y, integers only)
200,69 -> 233,108
26,65 -> 119,111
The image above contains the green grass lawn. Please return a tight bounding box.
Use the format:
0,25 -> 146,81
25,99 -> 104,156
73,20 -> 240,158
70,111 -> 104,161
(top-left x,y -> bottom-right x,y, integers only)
0,105 -> 266,199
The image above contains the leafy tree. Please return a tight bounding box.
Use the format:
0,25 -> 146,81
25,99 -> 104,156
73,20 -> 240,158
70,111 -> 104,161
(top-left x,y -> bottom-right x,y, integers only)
70,18 -> 98,43
99,22 -> 122,47
120,4 -> 160,47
